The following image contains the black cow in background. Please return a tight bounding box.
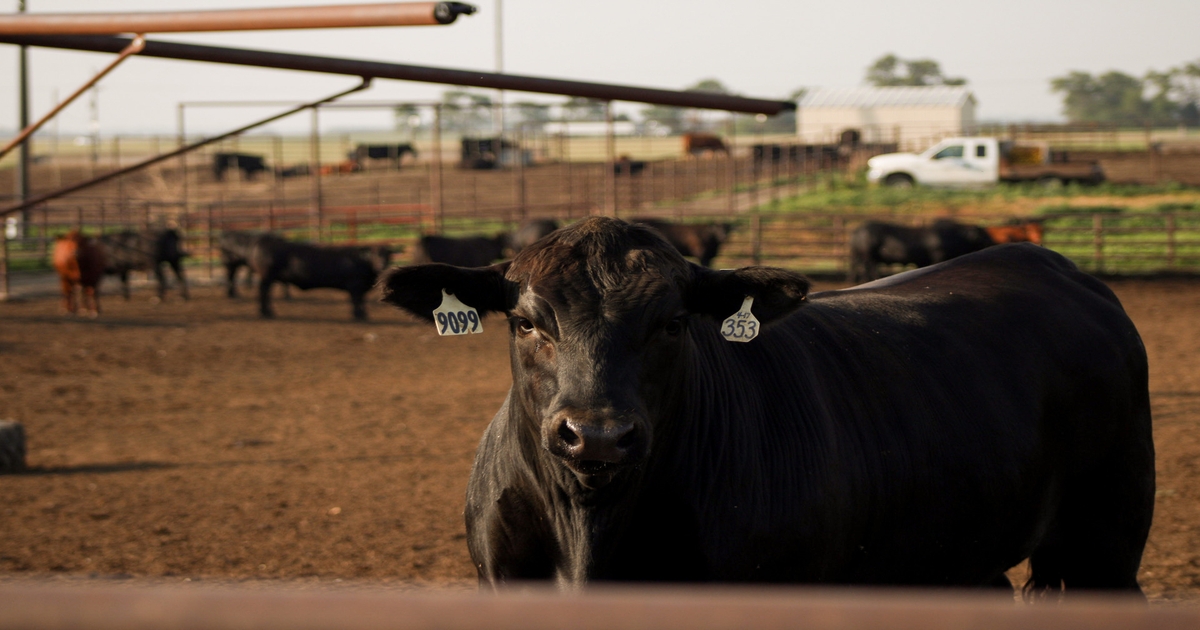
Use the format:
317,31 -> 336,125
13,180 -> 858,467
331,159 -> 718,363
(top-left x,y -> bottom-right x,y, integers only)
351,143 -> 418,168
98,228 -> 189,301
632,218 -> 735,267
507,219 -> 560,256
613,156 -> 646,176
411,233 -> 510,268
378,217 -> 1154,596
252,240 -> 392,321
213,153 -> 267,181
847,219 -> 995,283
218,230 -> 290,299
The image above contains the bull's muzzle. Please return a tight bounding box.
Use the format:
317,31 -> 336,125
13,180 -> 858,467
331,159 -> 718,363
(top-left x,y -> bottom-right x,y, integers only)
545,408 -> 647,482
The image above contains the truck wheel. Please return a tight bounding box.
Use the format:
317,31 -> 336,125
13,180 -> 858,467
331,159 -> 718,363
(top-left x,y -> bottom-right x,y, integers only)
0,420 -> 26,473
884,173 -> 914,189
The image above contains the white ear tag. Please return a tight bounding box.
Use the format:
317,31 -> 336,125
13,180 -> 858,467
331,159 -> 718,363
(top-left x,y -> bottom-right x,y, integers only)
720,296 -> 760,343
432,290 -> 482,336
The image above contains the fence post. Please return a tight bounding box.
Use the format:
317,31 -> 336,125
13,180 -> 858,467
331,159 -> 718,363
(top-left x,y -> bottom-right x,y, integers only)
1093,213 -> 1104,273
835,215 -> 846,273
726,115 -> 736,215
1166,213 -> 1176,270
207,202 -> 215,283
40,207 -> 48,259
605,101 -> 617,217
751,214 -> 762,266
177,103 -> 189,225
0,228 -> 9,302
517,125 -> 528,220
431,103 -> 443,233
273,134 -> 284,210
310,106 -> 323,242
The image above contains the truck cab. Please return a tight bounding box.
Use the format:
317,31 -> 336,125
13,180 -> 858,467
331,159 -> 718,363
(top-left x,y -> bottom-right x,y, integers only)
867,137 -> 1000,188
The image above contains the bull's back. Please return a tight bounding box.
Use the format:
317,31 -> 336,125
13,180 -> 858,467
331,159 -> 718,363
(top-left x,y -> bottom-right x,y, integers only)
672,243 -> 1150,582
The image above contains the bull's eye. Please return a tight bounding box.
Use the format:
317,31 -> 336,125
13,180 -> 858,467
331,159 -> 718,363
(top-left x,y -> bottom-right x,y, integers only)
514,317 -> 536,337
663,317 -> 685,337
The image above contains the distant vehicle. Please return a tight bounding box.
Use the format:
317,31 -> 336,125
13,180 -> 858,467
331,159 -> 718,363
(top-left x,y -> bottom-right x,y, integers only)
866,137 -> 1104,188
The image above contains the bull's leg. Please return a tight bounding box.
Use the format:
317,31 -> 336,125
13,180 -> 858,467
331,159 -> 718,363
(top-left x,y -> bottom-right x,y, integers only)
60,278 -> 76,314
864,257 -> 881,281
171,260 -> 189,300
225,263 -> 240,298
848,255 -> 864,283
120,271 -> 131,300
259,275 -> 276,318
154,264 -> 168,301
350,290 -> 368,321
1025,422 -> 1154,600
83,285 -> 100,318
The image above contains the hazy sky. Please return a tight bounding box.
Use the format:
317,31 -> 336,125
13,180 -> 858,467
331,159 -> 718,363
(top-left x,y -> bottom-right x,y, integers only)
1,0 -> 1198,135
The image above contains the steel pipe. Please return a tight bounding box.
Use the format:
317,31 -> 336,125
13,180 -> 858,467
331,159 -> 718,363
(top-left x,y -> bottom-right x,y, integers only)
0,3 -> 476,35
0,583 -> 1196,630
0,34 -> 796,115
0,35 -> 145,161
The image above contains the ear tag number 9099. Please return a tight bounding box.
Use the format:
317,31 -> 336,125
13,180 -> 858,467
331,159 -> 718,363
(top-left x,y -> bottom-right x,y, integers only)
433,289 -> 482,336
720,296 -> 759,343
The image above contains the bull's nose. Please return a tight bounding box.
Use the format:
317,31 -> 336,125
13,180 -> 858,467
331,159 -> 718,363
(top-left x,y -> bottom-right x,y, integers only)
549,414 -> 642,465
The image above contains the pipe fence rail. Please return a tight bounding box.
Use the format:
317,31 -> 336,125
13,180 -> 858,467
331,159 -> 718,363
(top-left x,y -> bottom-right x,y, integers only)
0,582 -> 1196,630
3,133 -> 1199,299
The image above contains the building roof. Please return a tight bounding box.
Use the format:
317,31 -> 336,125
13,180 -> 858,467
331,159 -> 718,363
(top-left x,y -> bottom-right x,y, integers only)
798,86 -> 975,109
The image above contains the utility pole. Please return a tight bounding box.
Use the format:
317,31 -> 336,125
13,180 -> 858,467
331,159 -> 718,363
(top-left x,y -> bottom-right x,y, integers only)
16,0 -> 30,237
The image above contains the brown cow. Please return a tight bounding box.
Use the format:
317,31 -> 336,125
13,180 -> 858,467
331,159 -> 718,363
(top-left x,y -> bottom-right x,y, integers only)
986,220 -> 1044,246
52,230 -> 106,317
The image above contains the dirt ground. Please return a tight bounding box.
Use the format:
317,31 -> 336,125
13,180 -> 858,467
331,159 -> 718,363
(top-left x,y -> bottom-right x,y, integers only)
1,275 -> 1199,601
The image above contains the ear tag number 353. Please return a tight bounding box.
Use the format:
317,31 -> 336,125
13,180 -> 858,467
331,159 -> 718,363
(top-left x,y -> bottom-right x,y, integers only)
433,289 -> 482,336
720,296 -> 759,343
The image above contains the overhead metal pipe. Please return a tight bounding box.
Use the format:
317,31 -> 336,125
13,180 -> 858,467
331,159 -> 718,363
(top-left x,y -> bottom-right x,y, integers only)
0,3 -> 477,35
0,79 -> 372,218
0,34 -> 145,161
0,34 -> 796,115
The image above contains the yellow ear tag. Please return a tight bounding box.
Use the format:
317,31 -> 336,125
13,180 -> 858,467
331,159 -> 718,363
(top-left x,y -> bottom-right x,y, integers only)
720,296 -> 759,343
433,290 -> 482,336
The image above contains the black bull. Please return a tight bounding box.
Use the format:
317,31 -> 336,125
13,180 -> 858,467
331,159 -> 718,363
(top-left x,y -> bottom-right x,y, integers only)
254,240 -> 391,320
379,217 -> 1154,596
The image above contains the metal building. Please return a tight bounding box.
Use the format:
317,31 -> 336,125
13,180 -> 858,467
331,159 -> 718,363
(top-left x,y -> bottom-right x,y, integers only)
796,86 -> 977,151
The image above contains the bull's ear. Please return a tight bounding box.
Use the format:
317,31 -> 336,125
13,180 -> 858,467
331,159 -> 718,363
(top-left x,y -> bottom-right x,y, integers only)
685,264 -> 810,326
378,261 -> 514,321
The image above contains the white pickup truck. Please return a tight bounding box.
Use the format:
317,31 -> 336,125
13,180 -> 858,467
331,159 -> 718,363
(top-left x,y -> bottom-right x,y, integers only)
866,137 -> 1104,188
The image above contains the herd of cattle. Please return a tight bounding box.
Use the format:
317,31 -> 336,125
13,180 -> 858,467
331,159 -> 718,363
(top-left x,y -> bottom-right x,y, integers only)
47,214 -> 1155,599
51,216 -> 1043,321
212,144 -> 419,181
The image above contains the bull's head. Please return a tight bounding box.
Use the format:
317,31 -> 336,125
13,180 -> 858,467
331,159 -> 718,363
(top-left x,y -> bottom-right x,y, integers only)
379,218 -> 809,490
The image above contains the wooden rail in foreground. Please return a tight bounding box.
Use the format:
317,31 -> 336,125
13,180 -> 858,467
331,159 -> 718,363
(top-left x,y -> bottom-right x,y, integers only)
0,583 -> 1196,630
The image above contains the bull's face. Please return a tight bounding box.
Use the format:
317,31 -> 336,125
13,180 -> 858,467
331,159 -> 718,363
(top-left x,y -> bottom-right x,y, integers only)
504,242 -> 692,489
379,218 -> 810,491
